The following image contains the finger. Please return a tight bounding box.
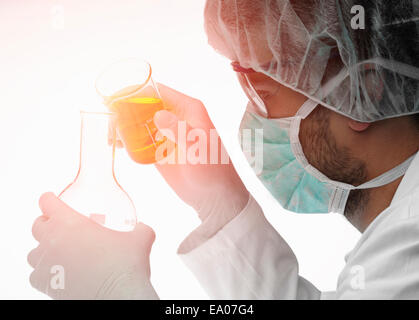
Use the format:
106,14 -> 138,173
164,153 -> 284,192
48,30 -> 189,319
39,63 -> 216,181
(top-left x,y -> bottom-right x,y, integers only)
27,245 -> 44,268
153,110 -> 196,165
153,110 -> 184,144
156,83 -> 213,130
132,223 -> 156,256
156,83 -> 194,115
29,267 -> 47,293
39,192 -> 78,220
154,109 -> 209,148
32,215 -> 50,242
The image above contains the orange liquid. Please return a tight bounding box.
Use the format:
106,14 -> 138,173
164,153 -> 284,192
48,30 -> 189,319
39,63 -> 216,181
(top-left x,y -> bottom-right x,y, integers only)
112,97 -> 166,164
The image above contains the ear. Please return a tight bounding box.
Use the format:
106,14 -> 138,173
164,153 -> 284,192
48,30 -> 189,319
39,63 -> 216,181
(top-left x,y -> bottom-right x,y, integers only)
348,119 -> 371,132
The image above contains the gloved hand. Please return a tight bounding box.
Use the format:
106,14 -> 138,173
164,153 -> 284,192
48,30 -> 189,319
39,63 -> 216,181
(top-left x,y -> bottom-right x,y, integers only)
28,192 -> 159,300
153,84 -> 249,223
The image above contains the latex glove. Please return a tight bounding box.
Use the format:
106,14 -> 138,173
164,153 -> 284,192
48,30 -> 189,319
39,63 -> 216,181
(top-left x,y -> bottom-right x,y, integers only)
28,192 -> 159,300
153,84 -> 249,223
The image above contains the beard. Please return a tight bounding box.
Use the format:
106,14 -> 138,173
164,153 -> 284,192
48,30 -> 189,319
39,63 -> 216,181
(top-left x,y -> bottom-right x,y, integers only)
299,106 -> 370,223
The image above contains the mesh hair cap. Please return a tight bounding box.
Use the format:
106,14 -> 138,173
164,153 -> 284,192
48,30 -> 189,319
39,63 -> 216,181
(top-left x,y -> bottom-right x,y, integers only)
204,0 -> 419,122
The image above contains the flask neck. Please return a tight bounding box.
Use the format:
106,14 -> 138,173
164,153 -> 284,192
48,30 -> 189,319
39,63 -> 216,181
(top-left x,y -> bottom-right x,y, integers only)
77,112 -> 116,184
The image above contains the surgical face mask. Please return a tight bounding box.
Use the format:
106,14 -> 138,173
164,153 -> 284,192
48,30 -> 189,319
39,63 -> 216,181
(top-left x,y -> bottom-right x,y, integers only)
239,99 -> 415,214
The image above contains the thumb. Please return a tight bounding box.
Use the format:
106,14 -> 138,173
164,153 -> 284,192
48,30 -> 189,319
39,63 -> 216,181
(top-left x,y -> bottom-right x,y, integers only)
132,223 -> 156,255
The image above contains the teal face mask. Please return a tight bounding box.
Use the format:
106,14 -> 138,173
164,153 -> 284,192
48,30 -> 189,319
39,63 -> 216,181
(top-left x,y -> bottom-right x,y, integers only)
239,100 -> 415,214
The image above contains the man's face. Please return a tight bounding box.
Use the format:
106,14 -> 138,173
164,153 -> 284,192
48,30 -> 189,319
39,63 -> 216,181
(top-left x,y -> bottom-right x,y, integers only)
234,66 -> 370,222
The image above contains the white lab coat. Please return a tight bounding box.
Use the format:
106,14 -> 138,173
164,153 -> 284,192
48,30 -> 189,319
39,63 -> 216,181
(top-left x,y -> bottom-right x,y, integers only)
177,153 -> 419,299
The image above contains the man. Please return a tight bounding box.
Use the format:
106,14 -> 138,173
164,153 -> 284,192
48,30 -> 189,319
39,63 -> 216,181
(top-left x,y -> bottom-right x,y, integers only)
28,0 -> 419,299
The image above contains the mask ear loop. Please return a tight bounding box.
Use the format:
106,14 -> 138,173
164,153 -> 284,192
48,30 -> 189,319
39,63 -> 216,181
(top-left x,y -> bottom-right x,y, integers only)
296,99 -> 319,119
288,99 -> 319,167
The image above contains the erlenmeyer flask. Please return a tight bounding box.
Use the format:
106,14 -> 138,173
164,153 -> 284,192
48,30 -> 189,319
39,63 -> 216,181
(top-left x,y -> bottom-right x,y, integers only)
95,58 -> 167,164
59,111 -> 137,232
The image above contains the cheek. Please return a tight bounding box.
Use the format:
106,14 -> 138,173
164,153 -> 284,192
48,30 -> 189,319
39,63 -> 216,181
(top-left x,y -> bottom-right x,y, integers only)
266,86 -> 308,118
298,108 -> 338,171
329,112 -> 354,149
298,117 -> 320,166
266,96 -> 295,118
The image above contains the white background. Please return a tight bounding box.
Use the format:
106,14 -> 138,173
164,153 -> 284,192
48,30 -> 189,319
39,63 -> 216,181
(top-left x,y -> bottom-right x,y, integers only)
0,0 -> 360,299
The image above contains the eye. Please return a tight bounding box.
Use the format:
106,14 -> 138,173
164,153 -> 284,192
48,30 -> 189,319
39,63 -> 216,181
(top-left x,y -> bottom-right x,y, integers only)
257,90 -> 273,100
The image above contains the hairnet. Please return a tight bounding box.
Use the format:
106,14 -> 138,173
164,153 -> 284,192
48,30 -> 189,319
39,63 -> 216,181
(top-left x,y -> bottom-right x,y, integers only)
204,0 -> 419,122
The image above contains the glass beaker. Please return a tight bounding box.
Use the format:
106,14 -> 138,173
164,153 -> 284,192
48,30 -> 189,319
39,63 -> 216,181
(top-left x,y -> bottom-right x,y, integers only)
95,58 -> 166,164
59,111 -> 137,232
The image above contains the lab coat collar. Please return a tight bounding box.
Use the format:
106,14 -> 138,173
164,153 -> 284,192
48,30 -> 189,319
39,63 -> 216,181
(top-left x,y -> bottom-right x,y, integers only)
391,152 -> 419,204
